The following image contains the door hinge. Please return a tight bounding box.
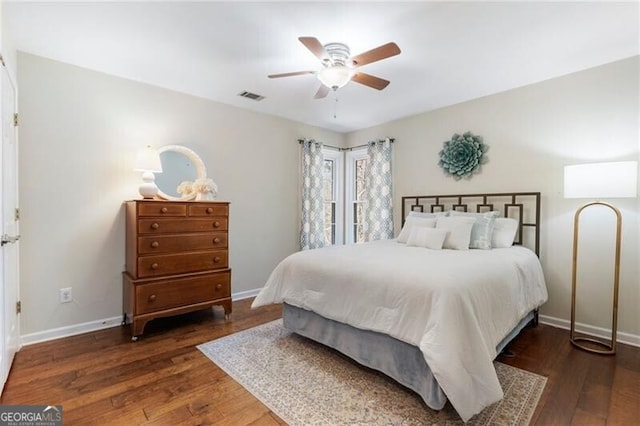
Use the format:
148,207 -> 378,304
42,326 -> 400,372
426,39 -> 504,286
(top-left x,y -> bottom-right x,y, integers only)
14,208 -> 19,221
16,301 -> 21,314
13,113 -> 18,127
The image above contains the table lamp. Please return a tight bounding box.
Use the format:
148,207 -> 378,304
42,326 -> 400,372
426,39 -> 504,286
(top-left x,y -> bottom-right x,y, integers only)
134,145 -> 163,199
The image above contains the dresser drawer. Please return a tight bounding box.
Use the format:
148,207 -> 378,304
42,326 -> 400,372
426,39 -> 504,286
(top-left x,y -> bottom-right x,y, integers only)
137,250 -> 228,277
135,271 -> 231,315
189,204 -> 229,217
138,233 -> 228,254
138,203 -> 187,217
138,218 -> 228,234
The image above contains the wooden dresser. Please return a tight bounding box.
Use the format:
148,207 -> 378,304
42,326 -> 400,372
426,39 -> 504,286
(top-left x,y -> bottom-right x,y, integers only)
123,200 -> 231,340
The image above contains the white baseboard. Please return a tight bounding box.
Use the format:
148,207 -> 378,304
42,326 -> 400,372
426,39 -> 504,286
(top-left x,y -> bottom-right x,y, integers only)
231,288 -> 261,301
21,316 -> 124,346
21,288 -> 265,346
24,299 -> 638,349
540,314 -> 640,348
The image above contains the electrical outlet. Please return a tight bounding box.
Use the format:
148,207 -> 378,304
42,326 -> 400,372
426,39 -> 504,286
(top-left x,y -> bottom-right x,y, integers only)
59,287 -> 73,303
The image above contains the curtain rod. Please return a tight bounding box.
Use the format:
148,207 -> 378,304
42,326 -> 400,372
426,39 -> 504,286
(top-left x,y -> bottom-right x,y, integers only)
298,138 -> 395,152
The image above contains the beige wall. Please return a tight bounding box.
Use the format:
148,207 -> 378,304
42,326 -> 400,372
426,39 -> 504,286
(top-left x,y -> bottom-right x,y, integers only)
16,52 -> 640,342
346,56 -> 640,338
17,52 -> 344,336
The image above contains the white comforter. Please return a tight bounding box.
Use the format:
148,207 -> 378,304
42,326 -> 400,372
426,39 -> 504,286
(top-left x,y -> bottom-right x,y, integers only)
252,240 -> 548,421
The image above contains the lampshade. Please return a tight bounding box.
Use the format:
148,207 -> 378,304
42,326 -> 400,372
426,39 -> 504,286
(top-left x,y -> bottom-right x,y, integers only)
564,161 -> 638,199
134,145 -> 163,173
134,145 -> 163,199
317,65 -> 354,90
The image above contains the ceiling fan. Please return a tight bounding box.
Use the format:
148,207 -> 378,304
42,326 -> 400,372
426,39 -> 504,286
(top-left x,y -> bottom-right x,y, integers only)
268,37 -> 401,99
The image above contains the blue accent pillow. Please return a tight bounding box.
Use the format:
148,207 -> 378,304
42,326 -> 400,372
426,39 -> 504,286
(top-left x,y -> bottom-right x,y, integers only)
450,211 -> 499,249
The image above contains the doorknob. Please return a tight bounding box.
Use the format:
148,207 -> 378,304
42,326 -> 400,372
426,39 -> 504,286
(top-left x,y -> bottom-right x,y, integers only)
1,234 -> 20,246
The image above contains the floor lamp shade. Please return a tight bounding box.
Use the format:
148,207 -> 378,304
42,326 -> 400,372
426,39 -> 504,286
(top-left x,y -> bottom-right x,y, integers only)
564,161 -> 637,199
564,160 -> 638,355
134,145 -> 163,199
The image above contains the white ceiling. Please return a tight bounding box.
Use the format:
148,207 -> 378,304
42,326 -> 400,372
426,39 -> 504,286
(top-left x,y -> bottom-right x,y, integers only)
5,1 -> 639,133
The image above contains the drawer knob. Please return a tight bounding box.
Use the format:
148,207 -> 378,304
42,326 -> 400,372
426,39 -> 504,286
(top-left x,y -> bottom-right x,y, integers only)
213,237 -> 221,244
151,222 -> 159,230
151,241 -> 159,248
151,263 -> 159,270
213,221 -> 221,228
206,207 -> 213,214
148,294 -> 157,302
214,257 -> 222,263
161,207 -> 168,213
216,284 -> 222,290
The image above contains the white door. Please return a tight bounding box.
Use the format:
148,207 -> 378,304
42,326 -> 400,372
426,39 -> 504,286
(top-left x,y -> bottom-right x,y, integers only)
0,54 -> 20,392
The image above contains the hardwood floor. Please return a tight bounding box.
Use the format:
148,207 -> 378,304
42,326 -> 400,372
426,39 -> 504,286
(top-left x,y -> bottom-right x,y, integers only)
2,299 -> 638,425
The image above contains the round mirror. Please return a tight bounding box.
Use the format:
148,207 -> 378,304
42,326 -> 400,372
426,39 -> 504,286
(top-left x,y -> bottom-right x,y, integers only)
155,145 -> 207,201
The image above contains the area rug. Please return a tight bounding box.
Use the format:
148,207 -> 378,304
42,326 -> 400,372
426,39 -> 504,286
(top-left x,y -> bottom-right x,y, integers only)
197,320 -> 546,425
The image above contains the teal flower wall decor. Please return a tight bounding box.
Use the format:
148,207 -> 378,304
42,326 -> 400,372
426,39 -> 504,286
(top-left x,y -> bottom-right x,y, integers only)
438,132 -> 488,180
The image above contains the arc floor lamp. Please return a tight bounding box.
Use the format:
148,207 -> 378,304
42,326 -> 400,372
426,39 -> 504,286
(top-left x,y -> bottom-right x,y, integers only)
564,160 -> 638,355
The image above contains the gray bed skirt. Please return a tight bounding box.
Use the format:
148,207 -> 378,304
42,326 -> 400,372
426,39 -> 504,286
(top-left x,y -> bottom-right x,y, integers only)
282,303 -> 535,410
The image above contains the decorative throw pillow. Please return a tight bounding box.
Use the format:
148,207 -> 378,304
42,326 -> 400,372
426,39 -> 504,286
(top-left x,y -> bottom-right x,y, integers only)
406,227 -> 448,250
492,218 -> 519,248
450,211 -> 499,249
397,216 -> 437,243
408,211 -> 449,218
435,216 -> 476,250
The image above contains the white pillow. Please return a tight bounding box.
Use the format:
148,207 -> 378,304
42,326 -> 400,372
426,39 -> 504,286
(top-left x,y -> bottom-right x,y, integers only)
397,217 -> 437,243
492,218 -> 519,248
406,227 -> 448,250
436,216 -> 476,250
450,211 -> 499,249
408,211 -> 449,218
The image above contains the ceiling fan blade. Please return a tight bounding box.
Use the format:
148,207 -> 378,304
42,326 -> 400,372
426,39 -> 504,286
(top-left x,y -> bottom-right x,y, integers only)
314,84 -> 330,99
352,72 -> 390,90
351,42 -> 401,67
268,71 -> 315,78
299,36 -> 332,63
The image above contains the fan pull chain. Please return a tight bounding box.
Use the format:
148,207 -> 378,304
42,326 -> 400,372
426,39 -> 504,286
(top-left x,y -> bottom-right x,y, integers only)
333,92 -> 339,119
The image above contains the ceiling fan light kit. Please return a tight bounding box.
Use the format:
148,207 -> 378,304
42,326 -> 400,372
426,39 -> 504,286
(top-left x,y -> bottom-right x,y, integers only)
317,65 -> 354,90
268,36 -> 401,98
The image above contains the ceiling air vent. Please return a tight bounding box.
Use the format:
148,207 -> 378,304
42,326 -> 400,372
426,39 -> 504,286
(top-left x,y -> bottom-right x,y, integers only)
238,91 -> 265,101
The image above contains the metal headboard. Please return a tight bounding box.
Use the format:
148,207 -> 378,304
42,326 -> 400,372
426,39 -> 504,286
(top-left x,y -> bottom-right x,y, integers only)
401,192 -> 541,256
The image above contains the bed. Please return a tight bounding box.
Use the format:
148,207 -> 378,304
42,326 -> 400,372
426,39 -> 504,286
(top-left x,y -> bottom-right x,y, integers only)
252,192 -> 548,422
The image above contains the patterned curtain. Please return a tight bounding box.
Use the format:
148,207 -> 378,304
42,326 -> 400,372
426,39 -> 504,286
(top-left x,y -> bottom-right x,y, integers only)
300,139 -> 326,250
364,138 -> 394,241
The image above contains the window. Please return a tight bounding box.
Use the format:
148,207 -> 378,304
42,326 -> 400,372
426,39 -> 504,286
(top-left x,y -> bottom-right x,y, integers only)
313,146 -> 368,245
322,148 -> 343,245
345,148 -> 369,244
